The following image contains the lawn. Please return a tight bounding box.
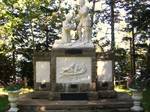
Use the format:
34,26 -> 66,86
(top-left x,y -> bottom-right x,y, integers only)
142,88 -> 150,112
0,88 -> 8,112
0,95 -> 8,112
114,85 -> 131,94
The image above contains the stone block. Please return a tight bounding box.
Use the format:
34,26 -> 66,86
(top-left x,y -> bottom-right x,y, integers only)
88,92 -> 99,100
98,90 -> 117,98
50,47 -> 96,94
33,52 -> 51,90
79,84 -> 90,92
28,91 -> 49,99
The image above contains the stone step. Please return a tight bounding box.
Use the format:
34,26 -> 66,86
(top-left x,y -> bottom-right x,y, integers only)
27,90 -> 117,100
18,99 -> 132,112
18,92 -> 133,112
19,101 -> 132,112
19,100 -> 132,108
21,109 -> 131,112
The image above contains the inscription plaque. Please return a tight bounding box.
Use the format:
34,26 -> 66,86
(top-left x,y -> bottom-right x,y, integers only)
97,60 -> 112,82
36,61 -> 50,83
65,49 -> 82,54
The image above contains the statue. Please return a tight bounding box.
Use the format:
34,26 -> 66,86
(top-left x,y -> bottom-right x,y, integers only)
55,13 -> 76,44
53,0 -> 93,48
76,0 -> 91,43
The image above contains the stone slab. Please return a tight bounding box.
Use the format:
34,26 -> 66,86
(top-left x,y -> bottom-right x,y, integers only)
33,52 -> 51,90
36,61 -> 50,83
25,90 -> 117,100
97,60 -> 112,82
56,57 -> 92,84
27,91 -> 49,99
53,41 -> 94,49
50,47 -> 96,92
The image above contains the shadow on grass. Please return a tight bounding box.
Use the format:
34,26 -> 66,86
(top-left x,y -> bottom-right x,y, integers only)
0,95 -> 8,112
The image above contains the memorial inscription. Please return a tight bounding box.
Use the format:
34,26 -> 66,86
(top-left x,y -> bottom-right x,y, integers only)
65,49 -> 83,54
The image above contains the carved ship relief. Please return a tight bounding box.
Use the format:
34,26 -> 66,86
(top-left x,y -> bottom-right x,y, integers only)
60,63 -> 87,77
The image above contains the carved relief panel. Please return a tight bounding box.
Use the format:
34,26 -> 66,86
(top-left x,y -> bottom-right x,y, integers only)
56,57 -> 92,84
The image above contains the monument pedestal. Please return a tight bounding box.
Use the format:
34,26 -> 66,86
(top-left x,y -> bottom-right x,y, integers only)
50,47 -> 98,100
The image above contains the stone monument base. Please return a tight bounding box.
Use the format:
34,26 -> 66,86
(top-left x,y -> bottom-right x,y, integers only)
25,90 -> 117,101
50,47 -> 97,100
48,90 -> 116,100
18,92 -> 133,112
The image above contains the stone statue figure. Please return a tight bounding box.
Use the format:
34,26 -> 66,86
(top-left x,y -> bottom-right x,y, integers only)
76,0 -> 91,43
53,1 -> 94,48
55,13 -> 76,44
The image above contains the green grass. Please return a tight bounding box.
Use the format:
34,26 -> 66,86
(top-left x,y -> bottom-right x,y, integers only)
0,95 -> 8,112
115,85 -> 131,93
142,88 -> 150,112
0,88 -> 7,95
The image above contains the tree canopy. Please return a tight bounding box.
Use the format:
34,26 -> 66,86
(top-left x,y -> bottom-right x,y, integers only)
0,0 -> 150,87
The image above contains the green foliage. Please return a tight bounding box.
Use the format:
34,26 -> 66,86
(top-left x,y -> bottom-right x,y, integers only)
129,75 -> 144,91
143,88 -> 150,112
18,58 -> 33,86
0,0 -> 67,86
4,79 -> 24,91
5,83 -> 22,91
0,0 -> 149,89
115,48 -> 130,80
121,0 -> 150,86
0,54 -> 13,84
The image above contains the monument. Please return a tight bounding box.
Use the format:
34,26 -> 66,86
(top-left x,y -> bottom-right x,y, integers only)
33,0 -> 116,100
50,0 -> 97,100
18,0 -> 133,111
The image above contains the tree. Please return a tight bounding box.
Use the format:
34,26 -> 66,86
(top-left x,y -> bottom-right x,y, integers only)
0,0 -> 74,86
0,41 -> 13,84
115,48 -> 131,84
122,0 -> 150,87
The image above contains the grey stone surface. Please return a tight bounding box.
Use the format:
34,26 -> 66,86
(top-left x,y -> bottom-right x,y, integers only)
29,91 -> 49,99
18,92 -> 132,112
97,60 -> 112,82
50,48 -> 96,94
56,57 -> 92,84
33,51 -> 51,91
36,61 -> 50,83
